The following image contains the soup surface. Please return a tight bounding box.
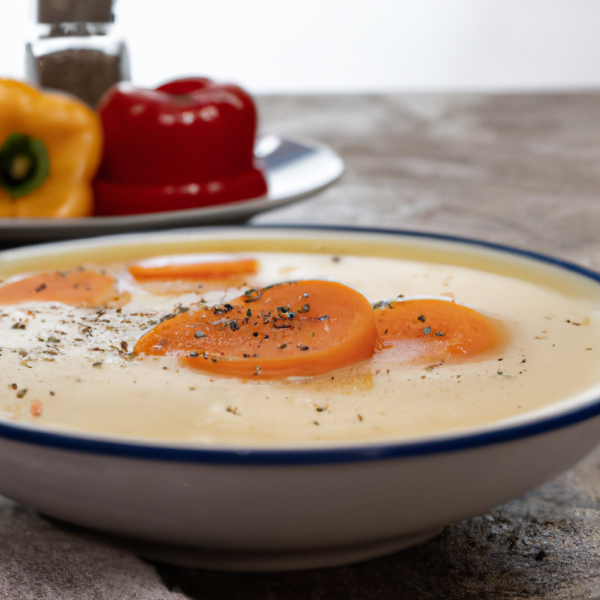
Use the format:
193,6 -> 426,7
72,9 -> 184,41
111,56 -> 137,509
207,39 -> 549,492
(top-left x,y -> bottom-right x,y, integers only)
0,248 -> 599,447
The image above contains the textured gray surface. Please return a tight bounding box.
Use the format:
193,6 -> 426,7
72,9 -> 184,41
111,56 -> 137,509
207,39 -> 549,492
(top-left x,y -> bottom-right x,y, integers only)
3,92 -> 600,598
255,93 -> 600,268
0,499 -> 186,600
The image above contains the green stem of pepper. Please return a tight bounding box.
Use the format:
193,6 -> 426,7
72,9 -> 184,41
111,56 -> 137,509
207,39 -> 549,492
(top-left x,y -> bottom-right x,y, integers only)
0,133 -> 50,199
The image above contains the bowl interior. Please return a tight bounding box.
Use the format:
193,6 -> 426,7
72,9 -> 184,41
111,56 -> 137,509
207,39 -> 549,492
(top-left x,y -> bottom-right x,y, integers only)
1,225 -> 600,463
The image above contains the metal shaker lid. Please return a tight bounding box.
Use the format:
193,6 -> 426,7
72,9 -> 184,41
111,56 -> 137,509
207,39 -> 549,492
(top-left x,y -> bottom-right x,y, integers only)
37,0 -> 114,23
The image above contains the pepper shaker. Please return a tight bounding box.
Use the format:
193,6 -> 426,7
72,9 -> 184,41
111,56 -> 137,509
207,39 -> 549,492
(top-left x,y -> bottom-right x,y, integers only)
25,0 -> 130,108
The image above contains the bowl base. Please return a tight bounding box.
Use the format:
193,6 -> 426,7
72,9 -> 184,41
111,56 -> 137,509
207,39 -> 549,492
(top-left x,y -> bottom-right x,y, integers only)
114,528 -> 444,572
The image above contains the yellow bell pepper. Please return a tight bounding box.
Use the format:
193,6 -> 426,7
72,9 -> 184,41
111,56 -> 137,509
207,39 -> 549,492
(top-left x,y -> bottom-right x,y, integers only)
0,79 -> 102,218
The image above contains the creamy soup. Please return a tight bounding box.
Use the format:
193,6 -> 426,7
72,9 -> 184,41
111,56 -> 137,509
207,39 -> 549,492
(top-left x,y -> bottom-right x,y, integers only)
1,246 -> 599,447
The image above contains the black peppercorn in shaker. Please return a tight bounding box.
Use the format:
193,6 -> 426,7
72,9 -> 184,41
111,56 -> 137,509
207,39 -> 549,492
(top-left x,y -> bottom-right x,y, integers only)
26,0 -> 130,108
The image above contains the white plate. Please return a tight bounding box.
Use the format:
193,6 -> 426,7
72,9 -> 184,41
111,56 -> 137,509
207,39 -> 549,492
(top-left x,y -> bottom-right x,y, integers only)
0,136 -> 343,243
1,226 -> 600,572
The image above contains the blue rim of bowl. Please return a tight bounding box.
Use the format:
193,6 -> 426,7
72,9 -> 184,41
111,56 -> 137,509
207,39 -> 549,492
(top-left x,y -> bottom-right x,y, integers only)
2,224 -> 600,465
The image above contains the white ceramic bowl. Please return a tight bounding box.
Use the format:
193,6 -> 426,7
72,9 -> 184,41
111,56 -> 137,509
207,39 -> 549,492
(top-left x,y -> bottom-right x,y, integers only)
1,226 -> 600,572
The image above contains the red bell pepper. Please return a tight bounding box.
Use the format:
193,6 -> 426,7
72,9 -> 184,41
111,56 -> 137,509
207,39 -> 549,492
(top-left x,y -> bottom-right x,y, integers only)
93,78 -> 268,216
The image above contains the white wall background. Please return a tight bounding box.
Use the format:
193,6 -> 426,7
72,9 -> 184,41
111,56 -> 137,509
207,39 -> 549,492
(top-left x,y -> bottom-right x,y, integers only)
2,0 -> 600,94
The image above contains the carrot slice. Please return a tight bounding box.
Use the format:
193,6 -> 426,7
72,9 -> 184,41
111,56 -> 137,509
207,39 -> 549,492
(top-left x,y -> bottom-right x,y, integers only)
0,270 -> 118,307
128,258 -> 259,280
134,280 -> 378,378
375,299 -> 498,362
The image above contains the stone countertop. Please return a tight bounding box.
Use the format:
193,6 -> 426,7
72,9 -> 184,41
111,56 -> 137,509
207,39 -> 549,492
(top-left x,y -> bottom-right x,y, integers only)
2,92 -> 600,599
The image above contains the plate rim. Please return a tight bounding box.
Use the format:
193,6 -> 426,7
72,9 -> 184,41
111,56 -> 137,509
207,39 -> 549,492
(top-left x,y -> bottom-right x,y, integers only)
0,136 -> 344,237
1,223 -> 600,465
